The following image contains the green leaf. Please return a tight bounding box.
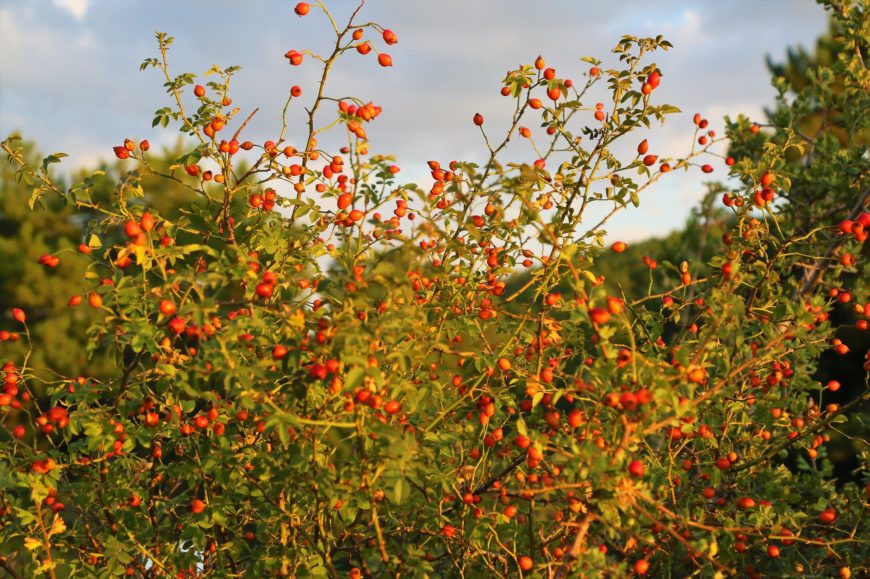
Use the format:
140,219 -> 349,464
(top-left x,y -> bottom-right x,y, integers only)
28,187 -> 43,210
157,364 -> 177,376
41,152 -> 68,172
393,477 -> 410,505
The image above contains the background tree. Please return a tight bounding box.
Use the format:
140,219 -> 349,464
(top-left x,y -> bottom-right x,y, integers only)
0,141 -> 112,379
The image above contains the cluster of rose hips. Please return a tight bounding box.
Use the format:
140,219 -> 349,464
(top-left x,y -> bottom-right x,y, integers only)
31,457 -> 58,474
38,253 -> 60,267
348,383 -> 402,417
0,323 -> 21,343
838,212 -> 870,242
179,405 -> 227,437
338,100 -> 382,140
112,138 -> 149,160
35,405 -> 69,434
0,361 -> 28,412
603,387 -> 654,411
248,188 -> 278,211
42,488 -> 66,514
255,270 -> 279,299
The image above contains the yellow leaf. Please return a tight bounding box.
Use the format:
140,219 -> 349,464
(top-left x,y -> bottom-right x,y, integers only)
288,309 -> 306,332
35,561 -> 57,574
132,245 -> 148,270
581,270 -> 598,284
49,514 -> 66,536
24,536 -> 42,550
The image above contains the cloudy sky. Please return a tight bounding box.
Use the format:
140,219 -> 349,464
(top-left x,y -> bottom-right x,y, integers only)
0,0 -> 829,241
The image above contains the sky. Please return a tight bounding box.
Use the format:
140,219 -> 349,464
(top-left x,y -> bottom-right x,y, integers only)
0,0 -> 830,242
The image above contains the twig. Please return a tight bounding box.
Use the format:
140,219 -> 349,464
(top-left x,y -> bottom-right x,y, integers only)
552,514 -> 594,579
34,502 -> 57,579
230,108 -> 259,143
0,556 -> 23,579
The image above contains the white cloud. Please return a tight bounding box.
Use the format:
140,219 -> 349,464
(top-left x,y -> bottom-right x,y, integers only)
0,3 -> 98,89
674,9 -> 703,47
74,30 -> 96,49
53,0 -> 89,21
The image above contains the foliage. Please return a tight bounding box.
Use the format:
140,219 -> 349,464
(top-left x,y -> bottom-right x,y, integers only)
0,141 -> 113,380
0,1 -> 867,578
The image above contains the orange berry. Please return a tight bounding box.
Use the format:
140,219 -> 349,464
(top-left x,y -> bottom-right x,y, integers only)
140,212 -> 155,232
589,308 -> 610,325
159,300 -> 177,317
518,556 -> 533,571
337,193 -> 352,210
88,292 -> 103,309
606,296 -> 624,315
818,508 -> 837,524
124,221 -> 142,239
634,559 -> 650,575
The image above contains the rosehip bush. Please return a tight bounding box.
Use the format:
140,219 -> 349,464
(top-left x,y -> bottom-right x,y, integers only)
1,2 -> 868,577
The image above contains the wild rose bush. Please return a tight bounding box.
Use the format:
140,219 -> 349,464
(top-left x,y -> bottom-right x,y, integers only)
1,1 -> 867,577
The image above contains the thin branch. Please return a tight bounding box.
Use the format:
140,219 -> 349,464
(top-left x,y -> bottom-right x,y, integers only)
552,514 -> 594,579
